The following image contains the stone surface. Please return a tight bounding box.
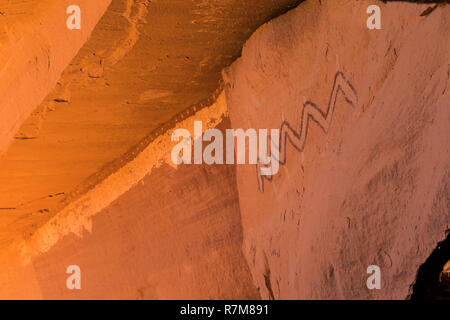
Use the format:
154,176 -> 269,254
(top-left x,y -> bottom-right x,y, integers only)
224,0 -> 449,299
0,0 -> 302,247
0,0 -> 448,300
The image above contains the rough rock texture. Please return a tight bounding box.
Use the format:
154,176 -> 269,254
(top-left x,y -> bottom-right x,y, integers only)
1,160 -> 258,299
0,0 -> 448,300
224,0 -> 449,299
0,0 -> 302,249
22,141 -> 257,299
0,100 -> 258,299
0,0 -> 111,155
0,94 -> 261,299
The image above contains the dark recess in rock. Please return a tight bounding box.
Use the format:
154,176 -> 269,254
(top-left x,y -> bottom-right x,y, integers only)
410,233 -> 450,300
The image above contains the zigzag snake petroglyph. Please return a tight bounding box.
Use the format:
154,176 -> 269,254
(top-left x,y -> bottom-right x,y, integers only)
256,71 -> 358,192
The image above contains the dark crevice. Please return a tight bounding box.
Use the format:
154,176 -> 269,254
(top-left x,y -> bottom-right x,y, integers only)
263,253 -> 275,300
409,231 -> 450,300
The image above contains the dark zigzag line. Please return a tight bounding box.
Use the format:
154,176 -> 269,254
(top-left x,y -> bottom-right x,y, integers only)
256,71 -> 358,193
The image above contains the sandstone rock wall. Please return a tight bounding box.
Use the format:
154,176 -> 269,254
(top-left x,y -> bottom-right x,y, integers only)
0,95 -> 259,299
0,0 -> 111,155
0,0 -> 448,300
224,0 -> 449,299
